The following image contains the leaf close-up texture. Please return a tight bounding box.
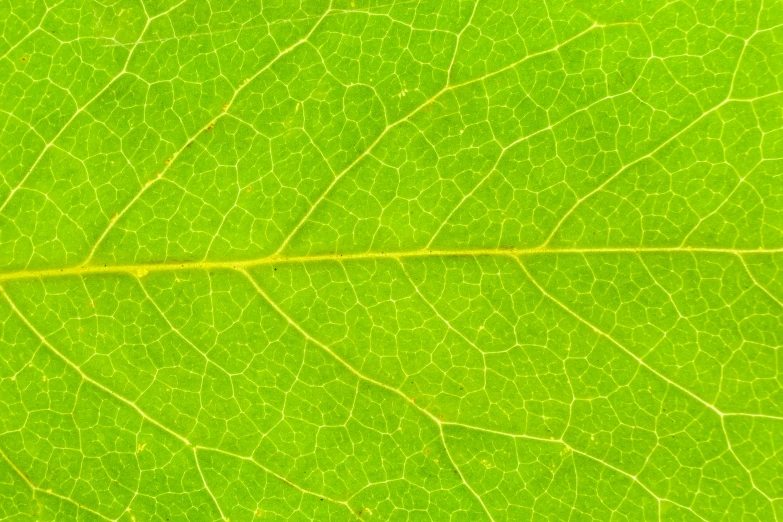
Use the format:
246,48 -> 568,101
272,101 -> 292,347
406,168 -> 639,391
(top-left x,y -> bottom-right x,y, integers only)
1,0 -> 782,520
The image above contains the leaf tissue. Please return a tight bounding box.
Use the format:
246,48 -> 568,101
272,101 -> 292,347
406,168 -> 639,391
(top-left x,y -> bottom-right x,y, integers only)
0,0 -> 782,520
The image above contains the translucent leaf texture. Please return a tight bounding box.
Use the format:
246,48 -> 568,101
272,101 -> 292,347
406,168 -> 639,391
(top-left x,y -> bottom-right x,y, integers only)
0,0 -> 782,520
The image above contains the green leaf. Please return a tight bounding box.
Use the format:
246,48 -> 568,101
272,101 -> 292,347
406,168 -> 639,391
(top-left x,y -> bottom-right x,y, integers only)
0,0 -> 781,520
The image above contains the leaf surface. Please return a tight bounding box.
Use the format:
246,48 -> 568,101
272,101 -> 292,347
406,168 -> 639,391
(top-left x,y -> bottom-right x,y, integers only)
0,0 -> 782,520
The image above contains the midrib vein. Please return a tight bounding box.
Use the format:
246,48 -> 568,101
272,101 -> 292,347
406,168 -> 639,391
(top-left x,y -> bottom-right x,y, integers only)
0,246 -> 779,282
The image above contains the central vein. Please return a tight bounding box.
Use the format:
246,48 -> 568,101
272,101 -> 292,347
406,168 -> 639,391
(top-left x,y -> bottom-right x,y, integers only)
0,246 -> 777,282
